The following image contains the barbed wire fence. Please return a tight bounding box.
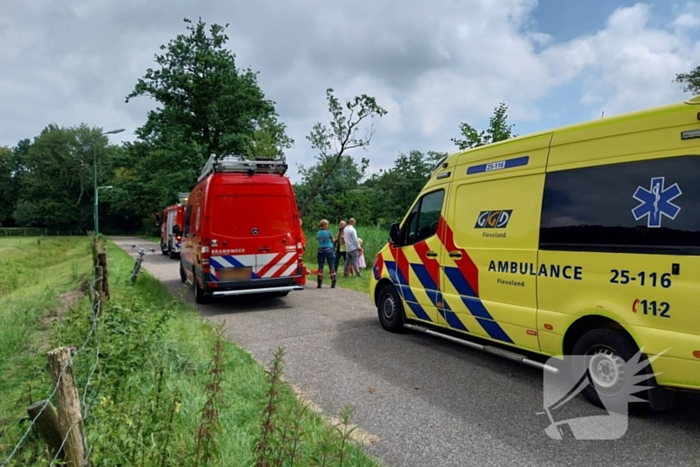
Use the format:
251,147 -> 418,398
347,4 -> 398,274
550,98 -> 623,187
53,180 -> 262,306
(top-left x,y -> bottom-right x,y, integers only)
1,239 -> 108,467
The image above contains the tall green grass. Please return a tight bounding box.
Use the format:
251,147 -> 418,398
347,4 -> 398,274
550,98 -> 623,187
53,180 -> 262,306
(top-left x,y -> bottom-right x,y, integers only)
304,224 -> 388,268
303,225 -> 388,294
0,237 -> 93,461
1,238 -> 381,466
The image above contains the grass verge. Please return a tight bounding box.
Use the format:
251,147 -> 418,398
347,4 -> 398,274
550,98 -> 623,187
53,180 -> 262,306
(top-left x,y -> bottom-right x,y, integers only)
0,237 -> 93,464
325,273 -> 371,294
139,235 -> 161,244
0,237 -> 381,466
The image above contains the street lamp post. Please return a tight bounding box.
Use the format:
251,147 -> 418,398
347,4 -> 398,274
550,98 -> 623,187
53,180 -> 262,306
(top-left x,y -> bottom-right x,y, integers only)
95,186 -> 114,236
94,128 -> 124,236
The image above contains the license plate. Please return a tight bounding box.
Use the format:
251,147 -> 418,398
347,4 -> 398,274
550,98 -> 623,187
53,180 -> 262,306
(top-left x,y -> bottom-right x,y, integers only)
219,267 -> 252,281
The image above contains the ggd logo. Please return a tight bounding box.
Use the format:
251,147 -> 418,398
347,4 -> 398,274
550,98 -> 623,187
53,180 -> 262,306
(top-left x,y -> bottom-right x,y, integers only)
475,210 -> 512,229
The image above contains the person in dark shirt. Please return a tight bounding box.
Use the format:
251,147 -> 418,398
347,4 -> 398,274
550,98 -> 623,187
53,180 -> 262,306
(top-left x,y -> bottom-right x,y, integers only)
316,219 -> 336,288
334,220 -> 347,273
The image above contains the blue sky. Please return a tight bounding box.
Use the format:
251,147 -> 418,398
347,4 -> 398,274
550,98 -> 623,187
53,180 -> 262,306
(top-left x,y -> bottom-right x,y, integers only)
535,0 -> 647,42
512,1 -> 700,137
1,0 -> 700,182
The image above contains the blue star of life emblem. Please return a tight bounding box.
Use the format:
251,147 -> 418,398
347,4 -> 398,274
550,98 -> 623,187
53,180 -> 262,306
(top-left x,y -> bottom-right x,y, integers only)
631,177 -> 682,228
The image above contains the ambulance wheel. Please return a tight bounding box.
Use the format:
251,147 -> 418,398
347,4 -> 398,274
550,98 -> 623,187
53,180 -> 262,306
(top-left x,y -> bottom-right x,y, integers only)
377,284 -> 405,333
179,262 -> 187,283
572,328 -> 651,412
193,274 -> 211,304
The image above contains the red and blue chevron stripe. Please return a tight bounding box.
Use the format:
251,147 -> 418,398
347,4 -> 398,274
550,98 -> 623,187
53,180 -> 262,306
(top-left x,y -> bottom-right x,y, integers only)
381,217 -> 513,344
209,253 -> 298,282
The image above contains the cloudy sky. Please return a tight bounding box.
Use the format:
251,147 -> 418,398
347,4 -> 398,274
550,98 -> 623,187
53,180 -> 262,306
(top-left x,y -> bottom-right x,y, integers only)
2,0 -> 700,182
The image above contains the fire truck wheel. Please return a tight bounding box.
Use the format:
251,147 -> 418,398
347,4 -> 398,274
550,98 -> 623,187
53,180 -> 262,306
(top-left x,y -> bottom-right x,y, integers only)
193,273 -> 211,304
377,284 -> 405,333
161,244 -> 168,255
571,328 -> 651,413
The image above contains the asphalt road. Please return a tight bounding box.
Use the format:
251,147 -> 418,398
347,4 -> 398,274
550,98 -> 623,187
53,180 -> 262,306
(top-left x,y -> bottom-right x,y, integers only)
114,237 -> 700,467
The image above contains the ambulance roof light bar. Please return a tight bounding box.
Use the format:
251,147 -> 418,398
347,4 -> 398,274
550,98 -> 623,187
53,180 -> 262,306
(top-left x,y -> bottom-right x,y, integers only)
198,154 -> 288,182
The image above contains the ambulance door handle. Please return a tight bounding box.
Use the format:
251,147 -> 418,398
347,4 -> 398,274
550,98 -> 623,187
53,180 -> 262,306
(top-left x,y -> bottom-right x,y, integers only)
426,251 -> 438,258
449,251 -> 462,258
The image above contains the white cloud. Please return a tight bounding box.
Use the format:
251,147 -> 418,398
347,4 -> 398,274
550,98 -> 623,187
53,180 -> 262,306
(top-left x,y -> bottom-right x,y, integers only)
1,0 -> 700,183
672,2 -> 700,30
541,3 -> 700,119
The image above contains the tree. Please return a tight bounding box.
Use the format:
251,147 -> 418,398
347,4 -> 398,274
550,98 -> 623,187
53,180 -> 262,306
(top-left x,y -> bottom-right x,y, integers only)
297,88 -> 387,217
101,140 -> 161,234
13,200 -> 41,227
12,124 -> 121,229
0,146 -> 15,225
243,116 -> 294,159
0,140 -> 31,227
675,66 -> 700,95
452,101 -> 516,150
126,17 -> 289,165
294,155 -> 369,223
364,150 -> 446,224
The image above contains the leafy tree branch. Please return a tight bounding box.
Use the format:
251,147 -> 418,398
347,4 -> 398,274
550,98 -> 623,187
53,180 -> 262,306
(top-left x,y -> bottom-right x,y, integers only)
451,101 -> 516,150
298,88 -> 387,217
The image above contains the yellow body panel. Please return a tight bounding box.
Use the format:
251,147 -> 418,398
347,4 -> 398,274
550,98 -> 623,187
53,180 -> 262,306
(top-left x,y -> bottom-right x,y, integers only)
370,98 -> 700,391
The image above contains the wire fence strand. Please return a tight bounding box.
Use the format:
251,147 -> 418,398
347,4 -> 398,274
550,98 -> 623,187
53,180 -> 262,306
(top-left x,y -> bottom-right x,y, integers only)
48,421 -> 79,467
1,256 -> 106,467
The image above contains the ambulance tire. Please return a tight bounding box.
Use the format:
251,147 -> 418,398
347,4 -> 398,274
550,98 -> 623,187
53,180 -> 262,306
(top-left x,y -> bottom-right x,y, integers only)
193,272 -> 212,304
572,328 -> 651,413
377,284 -> 405,333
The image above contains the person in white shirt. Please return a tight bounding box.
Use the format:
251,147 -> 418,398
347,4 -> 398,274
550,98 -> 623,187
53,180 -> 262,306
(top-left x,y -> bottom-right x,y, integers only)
343,218 -> 361,277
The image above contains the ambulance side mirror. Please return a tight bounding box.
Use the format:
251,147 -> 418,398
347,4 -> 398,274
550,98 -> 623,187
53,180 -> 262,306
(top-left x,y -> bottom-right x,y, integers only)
389,223 -> 402,247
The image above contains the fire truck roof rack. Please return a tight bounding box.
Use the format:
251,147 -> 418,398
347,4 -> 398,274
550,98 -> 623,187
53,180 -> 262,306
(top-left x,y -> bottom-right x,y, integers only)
198,154 -> 288,182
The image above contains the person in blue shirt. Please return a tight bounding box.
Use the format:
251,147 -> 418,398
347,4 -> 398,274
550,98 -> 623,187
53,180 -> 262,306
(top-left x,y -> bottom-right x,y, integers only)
316,219 -> 336,288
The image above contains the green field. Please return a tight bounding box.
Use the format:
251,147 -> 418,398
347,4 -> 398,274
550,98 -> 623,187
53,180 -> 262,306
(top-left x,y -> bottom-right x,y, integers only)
0,236 -> 93,448
0,237 -> 381,466
303,224 -> 387,294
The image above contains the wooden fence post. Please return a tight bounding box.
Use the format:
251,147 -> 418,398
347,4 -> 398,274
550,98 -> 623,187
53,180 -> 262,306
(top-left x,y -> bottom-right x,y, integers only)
47,347 -> 88,467
27,400 -> 64,461
97,251 -> 109,300
91,239 -> 99,269
94,265 -> 104,314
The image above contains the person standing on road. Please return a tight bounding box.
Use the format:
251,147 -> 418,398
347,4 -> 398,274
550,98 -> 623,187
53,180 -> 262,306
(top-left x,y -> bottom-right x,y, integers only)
316,219 -> 336,288
343,218 -> 361,277
334,220 -> 347,273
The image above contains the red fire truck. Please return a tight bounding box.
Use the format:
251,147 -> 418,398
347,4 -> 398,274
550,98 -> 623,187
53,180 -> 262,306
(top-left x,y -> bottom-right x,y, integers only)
160,202 -> 186,259
180,155 -> 306,303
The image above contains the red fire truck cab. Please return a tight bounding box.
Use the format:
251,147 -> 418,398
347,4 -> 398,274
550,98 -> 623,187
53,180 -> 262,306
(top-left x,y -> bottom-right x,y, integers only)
180,155 -> 306,303
160,203 -> 185,259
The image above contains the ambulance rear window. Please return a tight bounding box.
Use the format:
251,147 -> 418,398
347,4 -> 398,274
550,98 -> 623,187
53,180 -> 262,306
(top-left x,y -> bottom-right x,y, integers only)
540,155 -> 700,254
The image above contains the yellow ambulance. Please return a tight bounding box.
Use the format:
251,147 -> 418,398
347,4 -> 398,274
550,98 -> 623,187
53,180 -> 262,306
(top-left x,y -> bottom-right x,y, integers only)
370,96 -> 700,410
